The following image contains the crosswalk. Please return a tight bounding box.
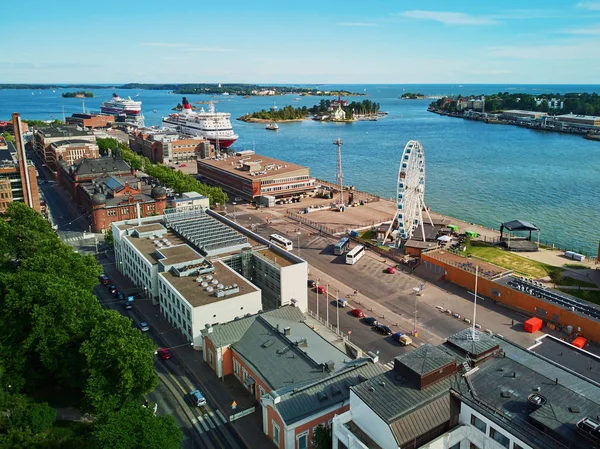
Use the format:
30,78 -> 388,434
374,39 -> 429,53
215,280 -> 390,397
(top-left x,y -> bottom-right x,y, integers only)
191,408 -> 228,434
384,361 -> 395,371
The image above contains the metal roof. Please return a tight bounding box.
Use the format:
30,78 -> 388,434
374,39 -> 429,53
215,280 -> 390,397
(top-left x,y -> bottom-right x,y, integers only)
389,395 -> 451,447
395,344 -> 456,377
206,306 -> 306,348
446,328 -> 500,358
65,156 -> 132,177
501,220 -> 539,231
273,362 -> 387,424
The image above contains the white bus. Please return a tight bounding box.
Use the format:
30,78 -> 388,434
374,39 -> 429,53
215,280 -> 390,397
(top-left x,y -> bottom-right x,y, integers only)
270,234 -> 293,251
345,245 -> 365,265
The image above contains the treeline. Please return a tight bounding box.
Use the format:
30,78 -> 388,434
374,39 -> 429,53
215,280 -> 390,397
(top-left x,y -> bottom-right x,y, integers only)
97,138 -> 229,205
241,99 -> 381,121
118,83 -> 362,96
401,92 -> 425,99
0,203 -> 183,448
310,99 -> 380,116
432,92 -> 600,115
245,105 -> 311,120
23,119 -> 65,127
62,91 -> 94,98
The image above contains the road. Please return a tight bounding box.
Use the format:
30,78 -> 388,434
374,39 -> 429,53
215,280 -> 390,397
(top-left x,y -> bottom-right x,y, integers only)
96,283 -> 245,449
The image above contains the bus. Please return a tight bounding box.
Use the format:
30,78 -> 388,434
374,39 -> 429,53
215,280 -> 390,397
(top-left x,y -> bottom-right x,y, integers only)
334,237 -> 351,255
270,234 -> 293,251
346,245 -> 365,265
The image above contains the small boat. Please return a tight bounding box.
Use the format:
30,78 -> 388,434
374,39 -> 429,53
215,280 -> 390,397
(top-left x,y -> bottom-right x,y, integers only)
294,97 -> 301,101
266,123 -> 279,131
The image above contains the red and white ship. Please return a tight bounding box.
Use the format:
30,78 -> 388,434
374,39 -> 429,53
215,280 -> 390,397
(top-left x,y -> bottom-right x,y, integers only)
100,93 -> 142,116
162,97 -> 238,149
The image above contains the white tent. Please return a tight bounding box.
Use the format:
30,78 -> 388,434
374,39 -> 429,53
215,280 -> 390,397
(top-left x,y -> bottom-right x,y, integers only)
437,235 -> 453,242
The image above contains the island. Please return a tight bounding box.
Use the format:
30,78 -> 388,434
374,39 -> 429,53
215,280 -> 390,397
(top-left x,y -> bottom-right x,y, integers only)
400,92 -> 425,99
238,99 -> 384,123
62,91 -> 94,98
172,102 -> 199,111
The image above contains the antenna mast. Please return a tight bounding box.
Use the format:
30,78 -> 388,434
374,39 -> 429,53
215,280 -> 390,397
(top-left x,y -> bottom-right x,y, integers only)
334,138 -> 343,206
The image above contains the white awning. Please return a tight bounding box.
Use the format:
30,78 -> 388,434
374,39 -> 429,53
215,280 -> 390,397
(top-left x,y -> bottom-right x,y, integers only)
437,235 -> 453,242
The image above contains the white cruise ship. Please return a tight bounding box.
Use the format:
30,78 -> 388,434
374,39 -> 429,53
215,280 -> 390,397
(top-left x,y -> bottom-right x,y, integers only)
162,98 -> 238,148
100,93 -> 142,116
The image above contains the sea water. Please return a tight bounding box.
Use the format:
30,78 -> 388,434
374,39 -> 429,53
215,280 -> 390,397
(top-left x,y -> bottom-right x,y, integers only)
1,84 -> 599,255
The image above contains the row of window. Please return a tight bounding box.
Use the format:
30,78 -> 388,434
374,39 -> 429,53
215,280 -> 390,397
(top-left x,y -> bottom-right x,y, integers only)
106,203 -> 155,217
261,175 -> 311,186
470,414 -> 524,449
261,181 -> 314,193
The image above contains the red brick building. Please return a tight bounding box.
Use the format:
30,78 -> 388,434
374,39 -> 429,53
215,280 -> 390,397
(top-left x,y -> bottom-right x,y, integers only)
33,125 -> 96,165
66,113 -> 115,129
0,137 -> 41,213
57,155 -> 166,232
201,306 -> 383,449
46,139 -> 100,170
129,128 -> 213,164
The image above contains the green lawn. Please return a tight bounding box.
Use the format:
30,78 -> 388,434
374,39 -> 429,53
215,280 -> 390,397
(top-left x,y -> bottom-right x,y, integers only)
563,263 -> 589,269
559,288 -> 600,306
359,230 -> 376,240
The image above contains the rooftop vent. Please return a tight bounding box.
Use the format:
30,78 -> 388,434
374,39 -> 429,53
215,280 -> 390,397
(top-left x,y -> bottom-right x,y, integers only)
317,391 -> 328,401
325,360 -> 335,372
527,393 -> 547,410
283,327 -> 291,336
261,340 -> 275,349
294,337 -> 307,347
357,374 -> 368,383
331,385 -> 342,396
206,286 -> 214,293
569,406 -> 581,414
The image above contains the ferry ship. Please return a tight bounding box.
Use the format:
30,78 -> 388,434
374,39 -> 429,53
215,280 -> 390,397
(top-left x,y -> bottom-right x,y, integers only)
100,93 -> 142,116
162,97 -> 238,148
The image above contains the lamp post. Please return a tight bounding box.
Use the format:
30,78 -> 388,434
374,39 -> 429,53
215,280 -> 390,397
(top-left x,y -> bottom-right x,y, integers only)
316,277 -> 319,320
326,283 -> 329,327
232,202 -> 237,223
412,287 -> 420,336
336,287 -> 340,335
296,231 -> 301,257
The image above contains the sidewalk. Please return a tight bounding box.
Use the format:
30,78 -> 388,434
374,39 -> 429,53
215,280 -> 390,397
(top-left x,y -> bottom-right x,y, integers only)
100,255 -> 272,449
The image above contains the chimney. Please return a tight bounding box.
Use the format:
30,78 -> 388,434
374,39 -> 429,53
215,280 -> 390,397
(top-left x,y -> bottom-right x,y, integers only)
283,327 -> 291,336
12,113 -> 35,211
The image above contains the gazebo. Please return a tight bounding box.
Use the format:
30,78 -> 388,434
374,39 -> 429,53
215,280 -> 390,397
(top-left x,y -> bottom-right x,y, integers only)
500,220 -> 540,252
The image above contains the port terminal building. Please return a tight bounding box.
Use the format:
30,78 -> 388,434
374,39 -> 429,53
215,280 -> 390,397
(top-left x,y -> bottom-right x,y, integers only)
111,205 -> 308,346
196,151 -> 316,201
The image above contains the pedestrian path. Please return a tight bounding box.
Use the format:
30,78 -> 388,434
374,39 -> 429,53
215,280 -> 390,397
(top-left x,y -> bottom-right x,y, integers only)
383,361 -> 395,371
191,408 -> 228,434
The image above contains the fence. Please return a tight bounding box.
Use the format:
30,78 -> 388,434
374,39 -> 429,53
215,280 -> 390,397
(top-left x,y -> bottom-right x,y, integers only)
477,234 -> 598,261
316,178 -> 381,203
286,211 -> 343,236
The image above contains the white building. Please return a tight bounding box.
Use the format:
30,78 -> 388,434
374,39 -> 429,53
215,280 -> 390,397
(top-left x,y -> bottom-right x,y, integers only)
168,191 -> 210,210
111,205 -> 308,344
332,329 -> 600,449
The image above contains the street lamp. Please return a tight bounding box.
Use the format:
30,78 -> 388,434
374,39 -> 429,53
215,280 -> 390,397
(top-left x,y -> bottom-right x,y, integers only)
412,287 -> 420,337
316,277 -> 320,320
232,202 -> 237,223
296,231 -> 301,257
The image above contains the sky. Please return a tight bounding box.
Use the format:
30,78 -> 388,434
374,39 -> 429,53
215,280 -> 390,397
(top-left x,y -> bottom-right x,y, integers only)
2,0 -> 600,84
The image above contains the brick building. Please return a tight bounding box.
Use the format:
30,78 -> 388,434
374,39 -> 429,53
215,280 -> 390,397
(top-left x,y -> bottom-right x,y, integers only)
66,113 -> 115,129
57,154 -> 166,232
46,139 -> 100,170
33,125 -> 96,165
197,152 -> 315,201
129,128 -> 213,164
201,306 -> 382,449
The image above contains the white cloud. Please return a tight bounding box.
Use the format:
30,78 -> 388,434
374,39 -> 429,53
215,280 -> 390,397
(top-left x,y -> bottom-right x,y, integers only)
563,24 -> 600,34
576,2 -> 600,10
400,10 -> 497,25
336,22 -> 376,27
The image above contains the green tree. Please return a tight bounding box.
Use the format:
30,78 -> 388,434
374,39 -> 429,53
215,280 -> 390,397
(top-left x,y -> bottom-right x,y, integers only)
96,137 -> 120,156
81,310 -> 158,412
312,424 -> 332,449
105,227 -> 114,246
92,401 -> 183,449
2,131 -> 14,143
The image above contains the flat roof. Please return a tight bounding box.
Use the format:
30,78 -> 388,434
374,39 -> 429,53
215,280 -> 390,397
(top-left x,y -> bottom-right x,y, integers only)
160,260 -> 257,308
530,335 -> 600,385
423,249 -> 510,278
198,153 -> 309,181
36,125 -> 94,138
405,240 -> 438,249
125,229 -> 188,264
502,109 -> 547,115
556,113 -> 600,121
158,244 -> 204,266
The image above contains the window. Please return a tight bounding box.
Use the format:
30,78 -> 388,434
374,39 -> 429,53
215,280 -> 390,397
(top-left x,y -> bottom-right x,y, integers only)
449,443 -> 460,449
470,444 -> 480,449
272,421 -> 280,447
490,427 -> 510,448
233,359 -> 240,376
208,350 -> 214,367
242,368 -> 248,383
121,208 -> 129,215
296,431 -> 308,449
259,386 -> 265,398
107,209 -> 116,216
470,414 -> 487,434
514,444 -> 525,449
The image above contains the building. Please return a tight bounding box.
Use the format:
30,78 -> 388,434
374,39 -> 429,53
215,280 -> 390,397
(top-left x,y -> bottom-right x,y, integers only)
333,328 -> 600,449
33,125 -> 96,165
0,122 -> 41,213
66,113 -> 115,129
331,105 -> 347,121
46,139 -> 100,170
168,191 -> 210,210
201,305 -> 384,449
197,152 -> 316,201
57,154 -> 166,232
501,110 -> 547,120
111,206 -> 308,342
130,128 -> 213,164
421,248 -> 600,343
535,98 -> 564,110
555,113 -> 600,128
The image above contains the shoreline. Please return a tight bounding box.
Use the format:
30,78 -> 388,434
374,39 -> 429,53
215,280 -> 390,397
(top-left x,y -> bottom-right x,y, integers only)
237,117 -> 307,123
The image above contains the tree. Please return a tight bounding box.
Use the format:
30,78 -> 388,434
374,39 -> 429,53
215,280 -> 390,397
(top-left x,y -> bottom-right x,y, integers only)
96,137 -> 119,156
105,227 -> 114,246
81,310 -> 158,412
312,424 -> 332,449
92,401 -> 182,449
2,131 -> 14,143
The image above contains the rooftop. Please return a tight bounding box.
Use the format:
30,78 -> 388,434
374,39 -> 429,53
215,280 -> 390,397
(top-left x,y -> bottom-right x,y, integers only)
197,153 -> 310,181
64,156 -> 132,177
446,328 -> 501,360
424,248 -> 510,279
502,110 -> 548,116
125,228 -> 188,264
395,344 -> 456,377
160,259 -> 257,308
556,113 -> 600,121
50,139 -> 98,148
36,125 -> 94,138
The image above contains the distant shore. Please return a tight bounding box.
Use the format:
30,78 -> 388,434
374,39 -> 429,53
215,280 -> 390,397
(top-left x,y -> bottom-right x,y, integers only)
238,117 -> 306,123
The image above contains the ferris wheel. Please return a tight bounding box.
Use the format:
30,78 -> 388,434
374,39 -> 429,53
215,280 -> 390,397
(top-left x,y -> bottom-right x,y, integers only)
384,140 -> 433,245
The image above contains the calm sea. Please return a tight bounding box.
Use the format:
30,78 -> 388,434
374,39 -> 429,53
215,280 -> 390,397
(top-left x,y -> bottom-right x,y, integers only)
2,84 -> 599,256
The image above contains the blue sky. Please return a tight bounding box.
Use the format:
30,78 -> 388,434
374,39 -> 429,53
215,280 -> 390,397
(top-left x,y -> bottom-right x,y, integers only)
2,0 -> 600,83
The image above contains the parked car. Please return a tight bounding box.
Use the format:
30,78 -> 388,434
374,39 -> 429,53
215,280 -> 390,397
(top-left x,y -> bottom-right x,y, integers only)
157,348 -> 173,360
99,274 -> 110,285
374,324 -> 393,336
385,266 -> 396,274
392,332 -> 412,346
316,285 -> 326,294
123,303 -> 133,311
308,279 -> 316,288
138,321 -> 150,332
180,164 -> 187,168
362,316 -> 378,326
335,298 -> 348,308
115,291 -> 125,300
189,389 -> 207,407
108,285 -> 117,294
351,308 -> 365,318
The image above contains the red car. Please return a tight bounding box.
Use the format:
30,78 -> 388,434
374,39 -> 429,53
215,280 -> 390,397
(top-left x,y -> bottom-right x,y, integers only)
315,286 -> 326,294
157,348 -> 173,360
385,267 -> 396,274
351,308 -> 365,318
180,164 -> 187,168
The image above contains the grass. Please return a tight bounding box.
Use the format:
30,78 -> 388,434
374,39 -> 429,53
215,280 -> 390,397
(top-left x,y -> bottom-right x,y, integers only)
359,230 -> 376,240
563,263 -> 589,269
465,240 -> 561,279
557,277 -> 596,288
558,288 -> 600,306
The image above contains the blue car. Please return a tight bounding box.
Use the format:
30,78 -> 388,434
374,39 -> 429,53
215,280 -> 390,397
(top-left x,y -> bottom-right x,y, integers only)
189,389 -> 207,407
138,322 -> 150,332
391,332 -> 404,343
115,291 -> 125,300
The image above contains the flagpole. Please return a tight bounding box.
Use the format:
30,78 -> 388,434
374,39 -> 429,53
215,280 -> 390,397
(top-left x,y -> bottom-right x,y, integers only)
326,283 -> 329,327
316,278 -> 319,320
472,266 -> 479,339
